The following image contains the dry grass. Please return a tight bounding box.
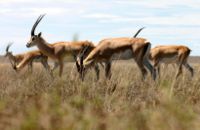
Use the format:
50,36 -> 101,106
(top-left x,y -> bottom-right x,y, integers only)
0,61 -> 200,130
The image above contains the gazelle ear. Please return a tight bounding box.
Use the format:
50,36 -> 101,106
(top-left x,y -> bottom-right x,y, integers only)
38,32 -> 42,37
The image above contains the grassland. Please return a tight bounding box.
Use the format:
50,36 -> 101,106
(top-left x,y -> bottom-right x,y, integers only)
0,61 -> 200,130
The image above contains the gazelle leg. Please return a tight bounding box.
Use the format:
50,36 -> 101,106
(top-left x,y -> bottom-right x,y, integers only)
135,60 -> 148,80
152,59 -> 159,78
134,43 -> 152,80
80,68 -> 86,81
28,61 -> 33,72
143,58 -> 156,80
51,62 -> 59,72
157,64 -> 161,78
105,61 -> 112,79
58,59 -> 64,77
176,64 -> 183,78
176,53 -> 188,78
15,57 -> 31,71
41,58 -> 50,71
94,64 -> 100,80
99,62 -> 104,68
183,62 -> 194,77
40,58 -> 54,77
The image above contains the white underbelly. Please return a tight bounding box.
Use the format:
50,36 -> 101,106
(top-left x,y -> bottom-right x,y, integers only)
112,49 -> 133,60
160,56 -> 178,64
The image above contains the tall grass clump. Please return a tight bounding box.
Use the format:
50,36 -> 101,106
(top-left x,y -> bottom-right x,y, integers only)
0,61 -> 200,130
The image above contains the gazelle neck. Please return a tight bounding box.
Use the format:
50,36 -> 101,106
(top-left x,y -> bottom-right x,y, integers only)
36,38 -> 54,57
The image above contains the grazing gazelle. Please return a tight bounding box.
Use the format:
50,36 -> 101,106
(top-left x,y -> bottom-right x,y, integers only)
74,27 -> 146,79
5,43 -> 51,72
26,14 -> 100,78
149,45 -> 193,78
76,36 -> 156,81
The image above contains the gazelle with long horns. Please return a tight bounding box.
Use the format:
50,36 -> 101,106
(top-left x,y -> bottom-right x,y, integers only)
149,45 -> 193,78
26,14 -> 100,78
5,43 -> 26,69
76,36 -> 156,81
5,43 -> 51,72
74,27 -> 147,80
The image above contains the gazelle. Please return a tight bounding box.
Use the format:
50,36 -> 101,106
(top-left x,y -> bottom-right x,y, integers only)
149,45 -> 193,78
74,27 -> 147,79
74,27 -> 146,78
76,37 -> 156,81
5,43 -> 51,72
26,14 -> 100,78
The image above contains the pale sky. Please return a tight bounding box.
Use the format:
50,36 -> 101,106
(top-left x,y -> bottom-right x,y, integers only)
0,0 -> 200,55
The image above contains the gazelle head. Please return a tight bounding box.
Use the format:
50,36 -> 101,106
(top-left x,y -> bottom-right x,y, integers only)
74,46 -> 90,80
26,14 -> 45,48
4,43 -> 13,57
4,43 -> 17,69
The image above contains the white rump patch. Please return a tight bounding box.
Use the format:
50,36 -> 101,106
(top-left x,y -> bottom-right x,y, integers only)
145,40 -> 150,43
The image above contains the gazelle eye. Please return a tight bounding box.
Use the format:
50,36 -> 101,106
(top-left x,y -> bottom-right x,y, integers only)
32,37 -> 35,41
